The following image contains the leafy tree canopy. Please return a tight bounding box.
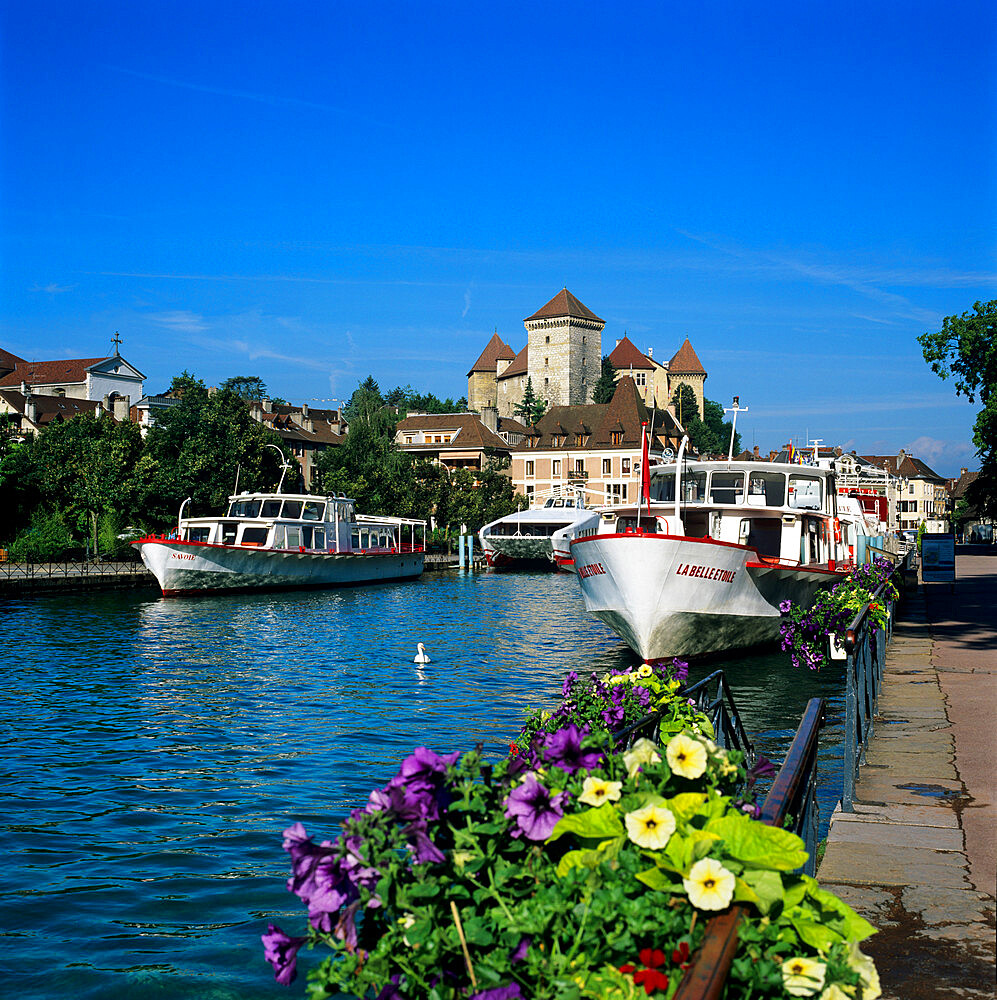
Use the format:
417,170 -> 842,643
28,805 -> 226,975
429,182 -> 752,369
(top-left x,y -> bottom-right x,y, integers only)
918,300 -> 996,517
670,385 -> 741,457
592,356 -> 618,405
220,375 -> 268,400
385,384 -> 467,414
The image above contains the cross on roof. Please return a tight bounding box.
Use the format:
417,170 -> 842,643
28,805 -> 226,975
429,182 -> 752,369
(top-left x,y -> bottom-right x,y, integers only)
111,331 -> 122,356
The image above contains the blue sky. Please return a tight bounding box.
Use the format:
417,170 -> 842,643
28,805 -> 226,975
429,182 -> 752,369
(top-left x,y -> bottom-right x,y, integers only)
1,1 -> 994,476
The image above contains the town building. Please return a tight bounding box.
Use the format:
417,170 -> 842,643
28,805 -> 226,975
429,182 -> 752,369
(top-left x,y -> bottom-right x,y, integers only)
247,400 -> 347,490
395,409 -> 528,471
0,387 -> 109,437
510,375 -> 684,506
862,451 -> 949,533
948,468 -> 993,542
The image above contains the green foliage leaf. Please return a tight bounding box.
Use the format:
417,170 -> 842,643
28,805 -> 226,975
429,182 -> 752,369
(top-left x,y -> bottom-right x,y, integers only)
706,813 -> 809,870
548,804 -> 624,843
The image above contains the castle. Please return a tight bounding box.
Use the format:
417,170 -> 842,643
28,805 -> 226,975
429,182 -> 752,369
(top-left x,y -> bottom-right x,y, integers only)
467,288 -> 707,423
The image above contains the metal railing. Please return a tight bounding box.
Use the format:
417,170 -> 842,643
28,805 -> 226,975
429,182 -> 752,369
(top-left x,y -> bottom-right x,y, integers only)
612,670 -> 754,762
840,573 -> 897,811
0,557 -> 150,580
673,697 -> 827,1000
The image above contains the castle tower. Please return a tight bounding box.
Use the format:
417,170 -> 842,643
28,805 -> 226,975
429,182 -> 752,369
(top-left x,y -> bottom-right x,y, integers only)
467,331 -> 516,412
523,289 -> 604,407
667,338 -> 707,421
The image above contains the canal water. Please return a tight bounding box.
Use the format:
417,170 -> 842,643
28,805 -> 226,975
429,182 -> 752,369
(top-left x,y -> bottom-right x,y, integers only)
1,571 -> 847,1000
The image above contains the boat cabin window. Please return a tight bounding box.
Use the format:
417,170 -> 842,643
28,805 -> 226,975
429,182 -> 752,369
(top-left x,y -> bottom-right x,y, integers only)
281,500 -> 303,519
241,526 -> 268,546
302,501 -> 325,521
616,515 -> 659,533
789,475 -> 823,511
681,471 -> 708,503
228,499 -> 262,518
552,498 -> 564,507
748,471 -> 786,507
709,472 -> 745,505
301,526 -> 313,548
261,499 -> 282,518
187,526 -> 210,543
282,526 -> 301,549
313,528 -> 325,550
746,517 -> 782,557
221,522 -> 238,545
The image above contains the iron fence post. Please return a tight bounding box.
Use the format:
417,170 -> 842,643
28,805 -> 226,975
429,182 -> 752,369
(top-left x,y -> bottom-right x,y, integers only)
843,646 -> 856,812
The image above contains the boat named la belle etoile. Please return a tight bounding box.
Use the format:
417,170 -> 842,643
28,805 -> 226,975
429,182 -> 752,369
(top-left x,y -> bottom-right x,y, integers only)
134,485 -> 426,596
571,444 -> 855,660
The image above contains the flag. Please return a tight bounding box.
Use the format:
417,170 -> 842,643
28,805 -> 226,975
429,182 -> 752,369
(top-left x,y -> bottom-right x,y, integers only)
641,421 -> 651,509
787,442 -> 795,464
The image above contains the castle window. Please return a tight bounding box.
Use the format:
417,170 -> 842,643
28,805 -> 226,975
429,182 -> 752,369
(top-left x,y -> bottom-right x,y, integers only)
544,378 -> 549,389
545,335 -> 550,344
544,357 -> 549,367
635,372 -> 646,387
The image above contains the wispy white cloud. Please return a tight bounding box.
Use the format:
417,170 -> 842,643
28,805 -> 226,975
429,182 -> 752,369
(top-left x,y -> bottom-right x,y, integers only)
903,435 -> 974,464
31,282 -> 75,294
148,310 -> 209,333
462,285 -> 473,318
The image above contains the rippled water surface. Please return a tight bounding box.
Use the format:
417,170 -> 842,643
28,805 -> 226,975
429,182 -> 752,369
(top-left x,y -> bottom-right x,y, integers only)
1,571 -> 847,999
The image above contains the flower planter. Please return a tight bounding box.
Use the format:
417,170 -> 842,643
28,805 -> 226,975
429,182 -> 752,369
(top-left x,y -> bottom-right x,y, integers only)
828,632 -> 847,660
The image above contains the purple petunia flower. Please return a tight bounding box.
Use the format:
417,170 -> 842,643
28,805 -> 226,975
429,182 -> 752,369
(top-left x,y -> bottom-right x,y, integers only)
671,658 -> 690,681
376,974 -> 405,999
779,599 -> 793,614
562,670 -> 578,698
542,723 -> 604,774
509,935 -> 532,964
262,923 -> 307,985
601,704 -> 626,728
470,985 -> 523,1000
402,818 -> 446,865
504,772 -> 566,840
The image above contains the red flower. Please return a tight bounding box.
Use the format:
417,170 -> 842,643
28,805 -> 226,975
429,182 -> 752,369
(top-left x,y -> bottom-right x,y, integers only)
509,743 -> 519,755
672,941 -> 691,970
619,948 -> 670,995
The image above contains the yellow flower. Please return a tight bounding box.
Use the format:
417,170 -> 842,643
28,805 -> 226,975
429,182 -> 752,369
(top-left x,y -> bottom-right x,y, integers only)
637,663 -> 654,678
819,986 -> 853,1000
781,956 -> 827,997
683,857 -> 735,910
623,738 -> 662,778
578,776 -> 623,807
844,942 -> 881,999
666,733 -> 708,779
624,803 -> 676,849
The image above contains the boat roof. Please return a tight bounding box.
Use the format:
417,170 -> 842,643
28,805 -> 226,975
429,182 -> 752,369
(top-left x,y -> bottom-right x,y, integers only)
651,460 -> 835,477
226,491 -> 353,503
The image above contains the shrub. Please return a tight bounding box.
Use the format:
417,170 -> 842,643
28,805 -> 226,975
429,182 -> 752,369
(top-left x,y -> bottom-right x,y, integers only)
7,509 -> 76,561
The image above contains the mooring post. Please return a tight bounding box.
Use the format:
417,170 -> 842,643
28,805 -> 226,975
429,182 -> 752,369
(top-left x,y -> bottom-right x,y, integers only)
458,534 -> 466,572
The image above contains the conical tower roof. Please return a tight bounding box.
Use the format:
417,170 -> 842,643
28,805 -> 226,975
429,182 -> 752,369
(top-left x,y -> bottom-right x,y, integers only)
467,332 -> 517,376
668,338 -> 706,374
524,288 -> 604,324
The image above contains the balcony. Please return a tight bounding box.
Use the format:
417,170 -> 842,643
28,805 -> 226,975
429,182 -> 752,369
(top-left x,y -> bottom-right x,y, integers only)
567,470 -> 588,481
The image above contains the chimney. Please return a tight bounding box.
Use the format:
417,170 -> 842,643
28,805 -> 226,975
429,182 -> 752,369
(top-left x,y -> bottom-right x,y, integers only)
24,394 -> 37,425
263,398 -> 272,413
301,403 -> 309,419
647,347 -> 653,359
897,448 -> 906,465
20,380 -> 27,395
481,406 -> 498,432
960,467 -> 968,477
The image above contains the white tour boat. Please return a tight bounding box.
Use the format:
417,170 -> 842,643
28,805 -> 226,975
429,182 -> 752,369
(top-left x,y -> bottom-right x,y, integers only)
134,485 -> 426,596
571,440 -> 848,660
479,491 -> 596,570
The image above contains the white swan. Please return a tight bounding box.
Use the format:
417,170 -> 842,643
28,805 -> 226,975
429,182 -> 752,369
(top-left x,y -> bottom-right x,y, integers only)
414,642 -> 432,664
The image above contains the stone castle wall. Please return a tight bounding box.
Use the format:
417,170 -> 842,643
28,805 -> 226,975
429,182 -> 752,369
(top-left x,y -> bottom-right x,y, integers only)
468,371 -> 498,412
526,316 -> 602,407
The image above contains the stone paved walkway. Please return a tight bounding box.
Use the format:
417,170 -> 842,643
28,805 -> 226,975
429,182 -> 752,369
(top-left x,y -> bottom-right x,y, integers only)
819,551 -> 996,1000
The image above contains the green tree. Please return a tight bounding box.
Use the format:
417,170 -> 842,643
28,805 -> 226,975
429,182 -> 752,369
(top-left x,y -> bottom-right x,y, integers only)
8,509 -> 75,561
918,300 -> 996,518
142,373 -> 283,526
670,387 -> 741,457
514,377 -> 547,425
592,356 -> 618,404
221,375 -> 268,400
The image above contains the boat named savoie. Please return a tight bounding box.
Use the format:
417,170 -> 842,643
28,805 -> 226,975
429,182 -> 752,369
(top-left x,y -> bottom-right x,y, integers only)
134,487 -> 426,596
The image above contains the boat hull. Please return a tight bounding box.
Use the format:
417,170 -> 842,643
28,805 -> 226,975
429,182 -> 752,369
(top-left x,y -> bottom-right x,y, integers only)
480,536 -> 556,569
571,533 -> 840,660
134,539 -> 424,596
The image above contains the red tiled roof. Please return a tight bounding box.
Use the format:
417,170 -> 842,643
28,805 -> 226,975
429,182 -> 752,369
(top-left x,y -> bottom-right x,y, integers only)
0,357 -> 111,388
607,335 -> 653,370
0,347 -> 25,374
667,338 -> 706,374
861,454 -> 946,483
498,416 -> 530,435
497,344 -> 528,380
524,288 -> 604,324
467,332 -> 517,376
396,412 -> 510,451
0,389 -> 109,425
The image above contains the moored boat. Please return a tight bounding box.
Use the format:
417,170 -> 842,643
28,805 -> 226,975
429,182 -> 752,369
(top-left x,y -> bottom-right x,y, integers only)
479,491 -> 594,570
134,489 -> 426,596
571,452 -> 848,660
